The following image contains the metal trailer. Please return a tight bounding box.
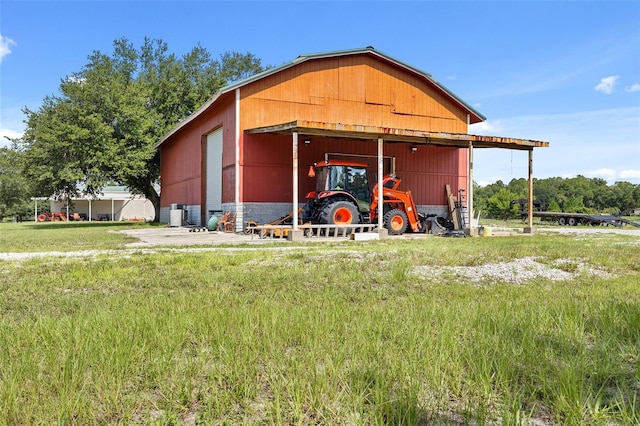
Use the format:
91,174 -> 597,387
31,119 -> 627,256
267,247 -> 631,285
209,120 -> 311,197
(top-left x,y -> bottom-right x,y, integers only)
528,211 -> 640,227
511,199 -> 640,227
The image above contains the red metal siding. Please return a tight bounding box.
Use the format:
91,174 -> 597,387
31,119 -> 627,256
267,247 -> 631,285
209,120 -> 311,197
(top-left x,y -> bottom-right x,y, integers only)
160,93 -> 236,208
241,133 -> 464,205
159,132 -> 202,206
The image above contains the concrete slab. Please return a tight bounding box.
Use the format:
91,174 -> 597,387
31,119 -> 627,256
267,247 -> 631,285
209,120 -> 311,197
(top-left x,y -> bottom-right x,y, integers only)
350,232 -> 380,241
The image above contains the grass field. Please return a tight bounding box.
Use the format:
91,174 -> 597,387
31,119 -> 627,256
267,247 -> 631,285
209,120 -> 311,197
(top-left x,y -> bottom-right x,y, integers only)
0,221 -> 159,252
0,222 -> 638,425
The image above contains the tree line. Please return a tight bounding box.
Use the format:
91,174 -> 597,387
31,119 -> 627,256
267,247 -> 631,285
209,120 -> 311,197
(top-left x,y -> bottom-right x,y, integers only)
474,176 -> 640,220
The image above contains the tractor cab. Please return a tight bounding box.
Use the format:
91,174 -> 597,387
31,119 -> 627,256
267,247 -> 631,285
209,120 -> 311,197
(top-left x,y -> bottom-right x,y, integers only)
303,161 -> 372,225
312,161 -> 371,207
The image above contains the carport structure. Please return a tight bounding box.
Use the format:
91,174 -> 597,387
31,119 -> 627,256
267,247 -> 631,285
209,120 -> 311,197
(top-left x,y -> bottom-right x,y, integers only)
156,47 -> 549,234
249,120 -> 548,236
31,187 -> 155,222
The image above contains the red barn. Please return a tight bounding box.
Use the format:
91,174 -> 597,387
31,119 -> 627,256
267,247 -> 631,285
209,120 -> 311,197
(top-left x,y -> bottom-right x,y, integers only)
155,47 -> 547,232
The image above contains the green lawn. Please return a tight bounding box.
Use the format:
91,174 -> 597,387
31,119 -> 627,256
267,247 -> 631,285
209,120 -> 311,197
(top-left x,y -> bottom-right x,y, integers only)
0,223 -> 638,425
0,221 -> 157,252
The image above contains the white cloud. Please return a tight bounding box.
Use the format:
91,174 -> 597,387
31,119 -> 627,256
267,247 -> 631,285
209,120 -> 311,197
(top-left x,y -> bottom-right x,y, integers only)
0,34 -> 16,63
585,168 -> 618,181
469,120 -> 502,135
594,76 -> 619,94
0,128 -> 23,147
620,169 -> 640,180
584,169 -> 640,183
625,83 -> 640,93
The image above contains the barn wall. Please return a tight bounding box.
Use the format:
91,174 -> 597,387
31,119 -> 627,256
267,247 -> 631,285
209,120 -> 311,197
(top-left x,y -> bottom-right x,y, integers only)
159,93 -> 237,224
239,55 -> 468,133
241,133 -> 464,207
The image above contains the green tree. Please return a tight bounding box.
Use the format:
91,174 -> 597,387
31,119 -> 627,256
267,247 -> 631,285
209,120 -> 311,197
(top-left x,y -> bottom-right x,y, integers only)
547,200 -> 561,212
506,178 -> 528,199
16,37 -> 264,221
473,180 -> 506,215
611,181 -> 637,215
633,185 -> 640,214
533,176 -> 563,210
477,176 -> 639,217
486,188 -> 520,220
563,196 -> 586,213
0,147 -> 32,221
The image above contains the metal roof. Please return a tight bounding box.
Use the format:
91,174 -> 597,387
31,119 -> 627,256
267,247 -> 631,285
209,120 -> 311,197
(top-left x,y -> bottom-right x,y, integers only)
247,120 -> 549,150
155,47 -> 487,148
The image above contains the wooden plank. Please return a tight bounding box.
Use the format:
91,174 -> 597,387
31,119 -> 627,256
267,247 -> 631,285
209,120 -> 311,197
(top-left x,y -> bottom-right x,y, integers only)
445,184 -> 460,230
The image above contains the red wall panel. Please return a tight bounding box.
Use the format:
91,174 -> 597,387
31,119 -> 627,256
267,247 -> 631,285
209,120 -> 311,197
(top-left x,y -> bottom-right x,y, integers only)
241,133 -> 464,205
159,93 -> 236,208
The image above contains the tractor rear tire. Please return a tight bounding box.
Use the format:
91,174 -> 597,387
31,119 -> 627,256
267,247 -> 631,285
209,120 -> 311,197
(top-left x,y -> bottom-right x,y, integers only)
384,209 -> 408,235
319,200 -> 359,225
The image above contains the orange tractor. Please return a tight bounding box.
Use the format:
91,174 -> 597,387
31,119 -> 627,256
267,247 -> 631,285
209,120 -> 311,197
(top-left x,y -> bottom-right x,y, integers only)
37,211 -> 68,222
302,160 -> 427,235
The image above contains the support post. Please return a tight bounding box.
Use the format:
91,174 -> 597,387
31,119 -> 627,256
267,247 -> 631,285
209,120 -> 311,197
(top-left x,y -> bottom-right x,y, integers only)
288,131 -> 303,241
468,141 -> 475,236
377,137 -> 387,238
524,149 -> 535,234
292,131 -> 299,231
235,88 -> 242,232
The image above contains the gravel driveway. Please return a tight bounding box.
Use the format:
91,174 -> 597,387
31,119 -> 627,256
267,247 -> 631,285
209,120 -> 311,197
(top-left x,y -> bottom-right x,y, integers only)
1,225 -> 637,263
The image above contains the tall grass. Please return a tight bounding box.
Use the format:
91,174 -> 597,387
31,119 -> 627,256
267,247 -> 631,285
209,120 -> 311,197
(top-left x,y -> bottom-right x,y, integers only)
0,231 -> 638,424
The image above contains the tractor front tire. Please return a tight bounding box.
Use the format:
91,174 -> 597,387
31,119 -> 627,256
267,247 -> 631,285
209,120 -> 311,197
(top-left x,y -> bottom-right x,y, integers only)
384,209 -> 408,235
319,200 -> 359,225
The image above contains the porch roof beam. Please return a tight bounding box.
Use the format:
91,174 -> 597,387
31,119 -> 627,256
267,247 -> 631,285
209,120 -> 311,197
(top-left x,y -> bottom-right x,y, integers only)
247,120 -> 549,151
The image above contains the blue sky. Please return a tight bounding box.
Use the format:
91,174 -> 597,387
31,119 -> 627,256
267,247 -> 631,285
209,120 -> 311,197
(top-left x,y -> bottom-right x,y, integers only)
1,0 -> 639,185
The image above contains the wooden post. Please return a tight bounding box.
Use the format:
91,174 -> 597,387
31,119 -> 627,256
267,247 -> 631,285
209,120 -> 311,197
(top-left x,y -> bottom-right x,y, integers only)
468,141 -> 474,235
525,148 -> 534,234
292,131 -> 299,231
445,184 -> 460,230
288,131 -> 304,241
378,138 -> 384,230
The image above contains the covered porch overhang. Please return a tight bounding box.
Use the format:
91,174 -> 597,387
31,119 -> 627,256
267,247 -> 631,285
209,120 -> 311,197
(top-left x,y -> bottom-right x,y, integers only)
247,120 -> 549,237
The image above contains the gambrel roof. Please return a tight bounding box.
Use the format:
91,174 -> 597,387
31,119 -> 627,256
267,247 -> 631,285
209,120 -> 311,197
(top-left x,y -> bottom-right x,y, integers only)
156,47 -> 489,148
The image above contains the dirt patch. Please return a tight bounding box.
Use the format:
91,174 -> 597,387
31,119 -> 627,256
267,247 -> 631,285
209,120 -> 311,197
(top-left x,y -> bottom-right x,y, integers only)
412,256 -> 613,285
